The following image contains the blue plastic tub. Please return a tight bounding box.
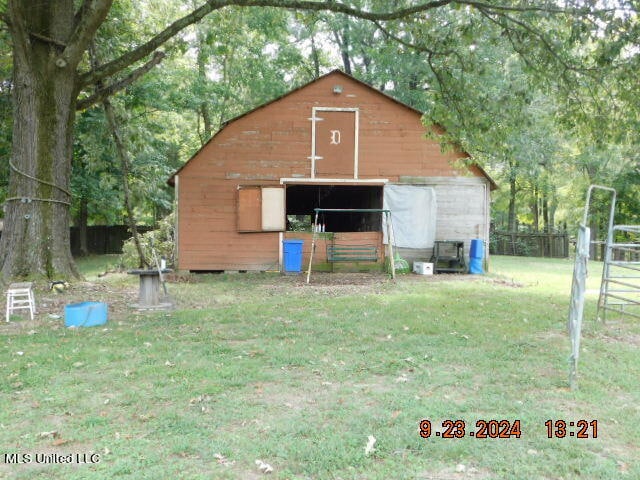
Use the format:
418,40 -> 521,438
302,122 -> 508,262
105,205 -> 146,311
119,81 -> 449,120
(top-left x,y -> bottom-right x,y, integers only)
64,302 -> 108,328
282,239 -> 304,273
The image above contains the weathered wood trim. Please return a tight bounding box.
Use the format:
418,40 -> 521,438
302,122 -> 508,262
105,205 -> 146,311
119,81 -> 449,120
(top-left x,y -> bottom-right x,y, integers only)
398,176 -> 489,185
280,178 -> 388,185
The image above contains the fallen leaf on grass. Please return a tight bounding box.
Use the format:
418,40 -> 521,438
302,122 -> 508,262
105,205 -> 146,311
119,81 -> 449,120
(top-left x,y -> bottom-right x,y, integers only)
255,459 -> 273,474
38,431 -> 59,439
364,435 -> 376,455
189,395 -> 211,405
52,438 -> 70,446
136,413 -> 154,422
214,453 -> 235,466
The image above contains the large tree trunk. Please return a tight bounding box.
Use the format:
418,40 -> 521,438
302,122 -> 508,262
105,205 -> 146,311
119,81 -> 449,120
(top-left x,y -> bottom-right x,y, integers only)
0,2 -> 79,280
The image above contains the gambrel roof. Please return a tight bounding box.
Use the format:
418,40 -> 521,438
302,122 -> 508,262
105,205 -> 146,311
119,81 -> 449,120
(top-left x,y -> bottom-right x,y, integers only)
168,69 -> 496,190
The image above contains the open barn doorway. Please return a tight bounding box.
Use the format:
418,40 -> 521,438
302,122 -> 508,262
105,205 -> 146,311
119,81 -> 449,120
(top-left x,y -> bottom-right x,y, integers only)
285,185 -> 383,232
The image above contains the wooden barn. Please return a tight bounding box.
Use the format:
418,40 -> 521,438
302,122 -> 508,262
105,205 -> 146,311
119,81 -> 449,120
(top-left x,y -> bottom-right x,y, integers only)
168,70 -> 496,273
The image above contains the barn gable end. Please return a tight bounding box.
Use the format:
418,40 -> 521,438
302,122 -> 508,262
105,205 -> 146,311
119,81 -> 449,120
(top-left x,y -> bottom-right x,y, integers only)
171,70 -> 495,272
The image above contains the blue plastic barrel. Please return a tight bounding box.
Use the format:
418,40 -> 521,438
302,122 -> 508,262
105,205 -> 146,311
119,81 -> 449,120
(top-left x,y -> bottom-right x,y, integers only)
470,239 -> 484,259
282,239 -> 304,273
64,301 -> 108,327
469,239 -> 484,274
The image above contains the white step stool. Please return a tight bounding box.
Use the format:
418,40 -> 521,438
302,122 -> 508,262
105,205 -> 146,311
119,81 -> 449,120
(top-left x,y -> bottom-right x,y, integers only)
6,282 -> 36,321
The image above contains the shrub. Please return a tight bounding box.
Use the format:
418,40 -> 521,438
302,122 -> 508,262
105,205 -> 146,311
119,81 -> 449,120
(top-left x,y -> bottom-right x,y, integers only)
121,213 -> 175,269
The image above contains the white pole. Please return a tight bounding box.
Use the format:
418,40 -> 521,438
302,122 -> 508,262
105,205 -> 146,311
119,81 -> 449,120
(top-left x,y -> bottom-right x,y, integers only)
386,211 -> 396,280
306,210 -> 319,284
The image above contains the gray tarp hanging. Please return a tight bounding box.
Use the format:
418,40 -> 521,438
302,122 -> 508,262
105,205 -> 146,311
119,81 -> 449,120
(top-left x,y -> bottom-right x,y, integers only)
382,185 -> 437,248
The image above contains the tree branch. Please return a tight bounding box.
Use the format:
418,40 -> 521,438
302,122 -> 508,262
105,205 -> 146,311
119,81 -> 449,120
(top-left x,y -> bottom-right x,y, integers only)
60,0 -> 113,69
78,0 -> 457,87
5,0 -> 30,66
78,0 -> 231,87
477,6 -> 597,75
76,0 -> 602,88
372,20 -> 455,57
461,0 -> 599,15
426,52 -> 468,130
76,51 -> 166,111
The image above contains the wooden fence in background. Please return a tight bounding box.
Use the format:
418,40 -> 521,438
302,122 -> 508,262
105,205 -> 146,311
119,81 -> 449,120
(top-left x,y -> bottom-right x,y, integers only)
70,225 -> 153,256
490,231 -> 570,258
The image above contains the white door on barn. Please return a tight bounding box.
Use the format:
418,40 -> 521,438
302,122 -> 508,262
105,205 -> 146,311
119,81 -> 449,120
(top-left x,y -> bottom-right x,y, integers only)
310,107 -> 359,178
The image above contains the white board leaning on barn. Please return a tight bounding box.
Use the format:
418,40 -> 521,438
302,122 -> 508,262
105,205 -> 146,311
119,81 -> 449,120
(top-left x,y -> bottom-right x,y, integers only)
382,185 -> 437,249
261,187 -> 286,231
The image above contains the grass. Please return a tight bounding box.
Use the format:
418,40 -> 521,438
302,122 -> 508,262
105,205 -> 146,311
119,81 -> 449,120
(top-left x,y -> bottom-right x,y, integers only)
1,255 -> 639,479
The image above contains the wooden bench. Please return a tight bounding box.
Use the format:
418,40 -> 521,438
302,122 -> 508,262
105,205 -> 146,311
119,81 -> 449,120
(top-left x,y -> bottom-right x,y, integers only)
327,244 -> 378,262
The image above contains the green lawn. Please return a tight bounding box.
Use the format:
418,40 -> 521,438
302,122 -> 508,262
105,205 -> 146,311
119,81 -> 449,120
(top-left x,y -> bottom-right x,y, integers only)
1,256 -> 638,479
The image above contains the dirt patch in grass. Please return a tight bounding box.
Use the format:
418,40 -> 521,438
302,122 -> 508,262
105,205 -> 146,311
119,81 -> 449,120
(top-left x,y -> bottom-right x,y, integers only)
264,272 -> 481,298
486,277 -> 524,288
597,330 -> 640,347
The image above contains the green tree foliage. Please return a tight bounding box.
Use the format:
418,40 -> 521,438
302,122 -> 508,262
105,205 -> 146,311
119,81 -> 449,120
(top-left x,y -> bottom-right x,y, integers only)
178,6 -> 314,143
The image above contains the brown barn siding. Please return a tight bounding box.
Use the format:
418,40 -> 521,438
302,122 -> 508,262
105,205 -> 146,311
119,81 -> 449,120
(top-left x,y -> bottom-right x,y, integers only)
178,176 -> 280,270
175,71 -> 492,271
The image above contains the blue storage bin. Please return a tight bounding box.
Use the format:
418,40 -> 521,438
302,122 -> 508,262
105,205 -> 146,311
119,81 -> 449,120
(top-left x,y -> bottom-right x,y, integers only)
64,302 -> 108,327
282,239 -> 304,273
